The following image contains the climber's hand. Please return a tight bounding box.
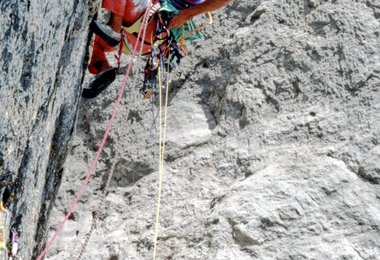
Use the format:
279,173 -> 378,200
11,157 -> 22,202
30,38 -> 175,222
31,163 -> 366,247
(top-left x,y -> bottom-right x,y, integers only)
168,10 -> 191,29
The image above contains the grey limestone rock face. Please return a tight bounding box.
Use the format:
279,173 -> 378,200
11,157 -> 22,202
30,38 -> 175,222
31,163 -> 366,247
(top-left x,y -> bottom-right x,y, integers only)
2,0 -> 380,259
0,0 -> 91,258
46,0 -> 380,259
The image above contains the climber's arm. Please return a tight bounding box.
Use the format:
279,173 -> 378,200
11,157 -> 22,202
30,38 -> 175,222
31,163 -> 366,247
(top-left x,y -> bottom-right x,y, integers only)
168,0 -> 232,29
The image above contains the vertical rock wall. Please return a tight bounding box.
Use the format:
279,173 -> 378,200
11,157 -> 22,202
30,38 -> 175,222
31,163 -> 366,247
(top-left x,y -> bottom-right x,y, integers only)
46,0 -> 380,259
47,0 -> 380,259
0,0 -> 379,259
0,0 -> 90,258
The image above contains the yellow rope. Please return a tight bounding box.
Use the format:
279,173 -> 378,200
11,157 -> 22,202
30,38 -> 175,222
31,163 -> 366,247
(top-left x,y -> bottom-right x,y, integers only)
152,54 -> 170,260
152,13 -> 212,257
153,65 -> 163,260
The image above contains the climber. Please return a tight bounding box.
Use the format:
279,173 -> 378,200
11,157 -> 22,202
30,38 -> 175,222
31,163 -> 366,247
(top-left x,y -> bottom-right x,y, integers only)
88,0 -> 232,75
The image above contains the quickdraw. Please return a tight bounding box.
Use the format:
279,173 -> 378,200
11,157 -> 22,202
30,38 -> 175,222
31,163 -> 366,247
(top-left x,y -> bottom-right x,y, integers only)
140,12 -> 212,99
141,13 -> 185,99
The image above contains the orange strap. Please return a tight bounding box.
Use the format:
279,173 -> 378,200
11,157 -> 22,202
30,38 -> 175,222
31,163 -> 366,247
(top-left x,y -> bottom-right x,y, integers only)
179,12 -> 213,55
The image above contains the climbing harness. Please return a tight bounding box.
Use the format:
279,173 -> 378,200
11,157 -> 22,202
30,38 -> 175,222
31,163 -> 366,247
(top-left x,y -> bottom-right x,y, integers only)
140,15 -> 183,99
36,1 -> 154,259
140,11 -> 213,99
83,6 -> 212,99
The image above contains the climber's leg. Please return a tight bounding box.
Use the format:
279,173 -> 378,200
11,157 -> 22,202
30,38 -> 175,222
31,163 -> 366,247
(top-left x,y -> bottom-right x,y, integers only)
88,0 -> 127,74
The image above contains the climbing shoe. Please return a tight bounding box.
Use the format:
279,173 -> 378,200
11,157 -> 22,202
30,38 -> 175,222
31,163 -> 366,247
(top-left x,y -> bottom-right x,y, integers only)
82,66 -> 128,99
90,19 -> 121,47
82,67 -> 117,99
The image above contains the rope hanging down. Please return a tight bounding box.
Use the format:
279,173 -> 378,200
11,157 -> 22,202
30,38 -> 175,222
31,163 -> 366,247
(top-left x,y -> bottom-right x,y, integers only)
152,53 -> 171,260
36,1 -> 153,259
77,22 -> 171,260
77,11 -> 152,258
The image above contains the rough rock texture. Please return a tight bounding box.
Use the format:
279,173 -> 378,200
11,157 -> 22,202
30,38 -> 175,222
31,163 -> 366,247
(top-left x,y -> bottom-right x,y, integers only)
44,0 -> 380,259
1,0 -> 380,259
0,0 -> 91,258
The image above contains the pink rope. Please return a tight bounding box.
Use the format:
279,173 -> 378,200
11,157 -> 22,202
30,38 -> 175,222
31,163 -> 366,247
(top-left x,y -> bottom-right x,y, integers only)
37,1 -> 152,259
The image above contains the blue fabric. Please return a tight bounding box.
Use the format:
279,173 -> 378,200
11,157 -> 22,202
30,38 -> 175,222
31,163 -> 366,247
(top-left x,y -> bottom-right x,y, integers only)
170,0 -> 205,10
159,0 -> 204,42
